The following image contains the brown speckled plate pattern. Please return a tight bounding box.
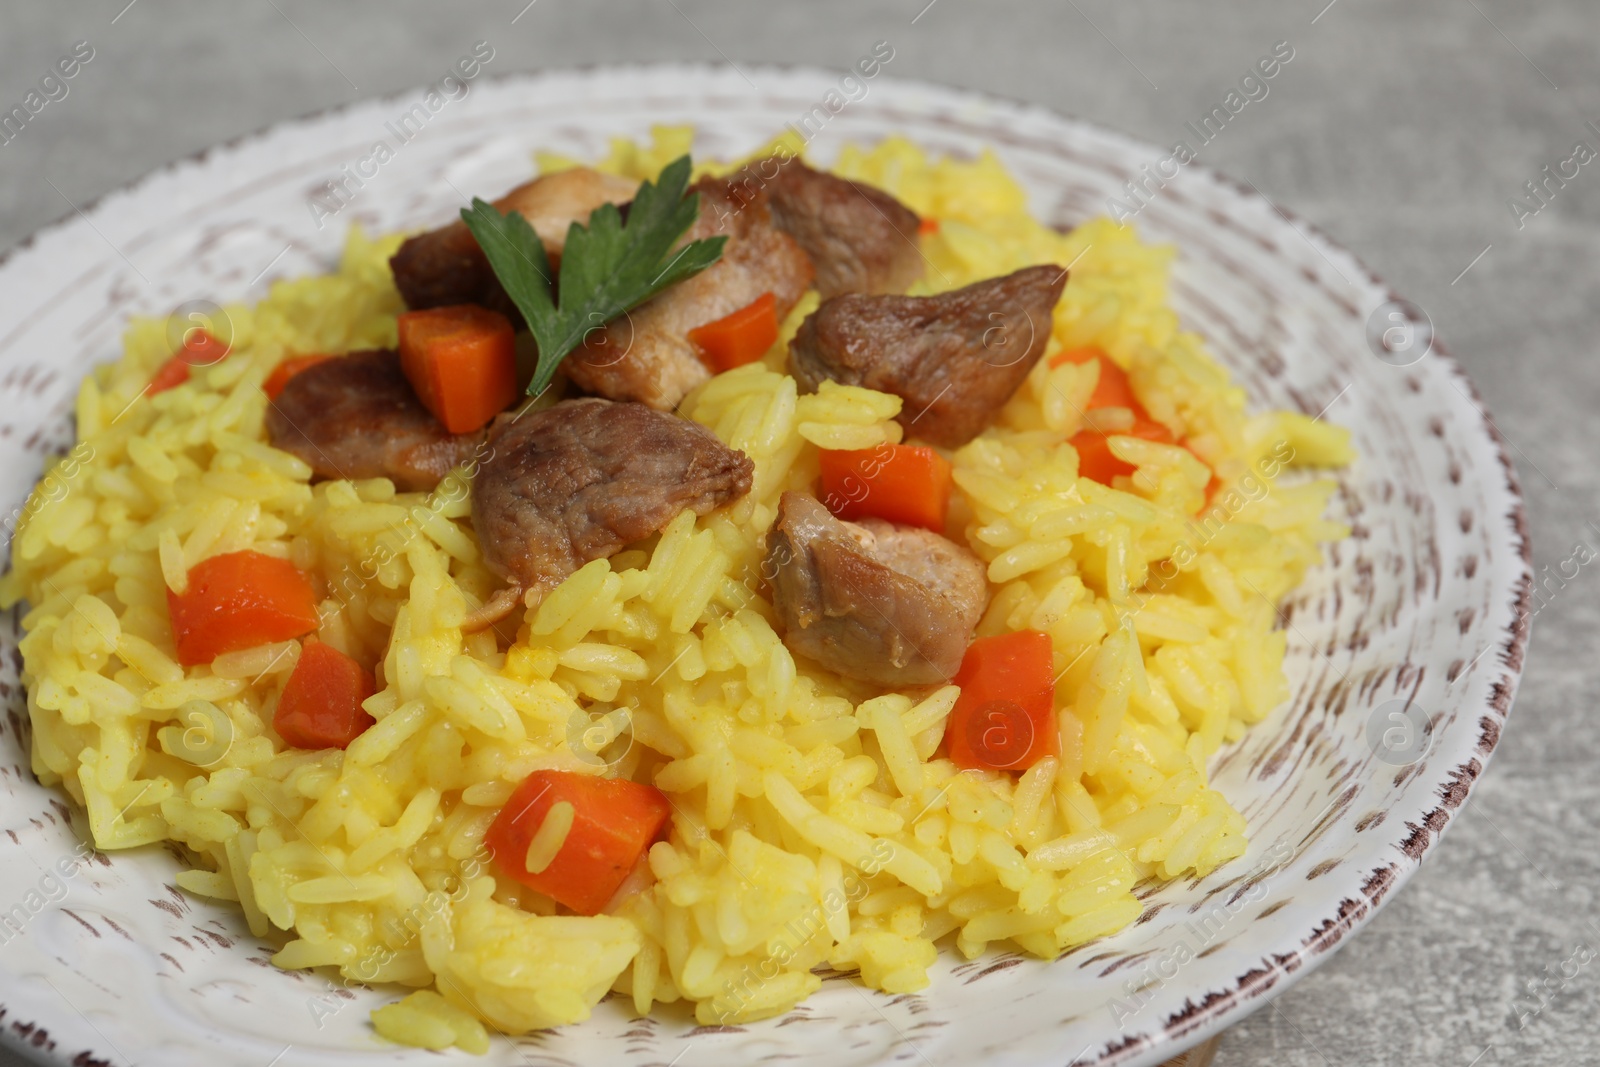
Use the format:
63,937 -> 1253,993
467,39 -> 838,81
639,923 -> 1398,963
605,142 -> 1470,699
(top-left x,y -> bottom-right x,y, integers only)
0,66 -> 1529,1067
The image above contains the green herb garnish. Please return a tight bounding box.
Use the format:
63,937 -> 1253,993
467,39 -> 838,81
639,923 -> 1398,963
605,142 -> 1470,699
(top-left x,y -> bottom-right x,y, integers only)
460,154 -> 727,397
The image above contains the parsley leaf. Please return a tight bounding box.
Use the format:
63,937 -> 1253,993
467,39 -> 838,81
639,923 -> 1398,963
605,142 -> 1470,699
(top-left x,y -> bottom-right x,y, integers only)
460,154 -> 727,397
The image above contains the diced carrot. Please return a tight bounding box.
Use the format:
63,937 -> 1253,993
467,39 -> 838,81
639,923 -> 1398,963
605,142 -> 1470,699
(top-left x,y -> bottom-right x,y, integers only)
179,328 -> 231,368
147,358 -> 192,395
918,217 -> 940,236
818,444 -> 953,532
1069,418 -> 1175,485
486,770 -> 673,915
1050,347 -> 1147,415
688,292 -> 779,372
1054,357 -> 1218,496
264,354 -> 334,400
945,631 -> 1058,772
166,550 -> 320,666
273,642 -> 375,750
1085,356 -> 1141,413
1049,346 -> 1103,367
148,328 -> 233,395
397,305 -> 518,434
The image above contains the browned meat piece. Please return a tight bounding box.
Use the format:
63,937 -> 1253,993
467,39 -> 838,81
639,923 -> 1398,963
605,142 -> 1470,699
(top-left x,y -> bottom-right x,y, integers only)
265,350 -> 483,492
389,167 -> 640,319
561,173 -> 814,411
761,157 -> 923,299
764,492 -> 988,687
471,398 -> 753,597
788,265 -> 1066,449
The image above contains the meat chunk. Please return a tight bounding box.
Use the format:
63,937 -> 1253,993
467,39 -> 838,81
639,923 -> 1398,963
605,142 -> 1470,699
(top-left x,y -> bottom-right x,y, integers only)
265,350 -> 482,492
788,265 -> 1066,449
762,157 -> 924,299
389,167 -> 640,319
471,398 -> 753,596
560,173 -> 815,411
764,492 -> 988,686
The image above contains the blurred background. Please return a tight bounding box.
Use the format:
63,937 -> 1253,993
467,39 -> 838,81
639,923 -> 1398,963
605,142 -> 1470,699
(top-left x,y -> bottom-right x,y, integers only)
1,2 -> 1595,1065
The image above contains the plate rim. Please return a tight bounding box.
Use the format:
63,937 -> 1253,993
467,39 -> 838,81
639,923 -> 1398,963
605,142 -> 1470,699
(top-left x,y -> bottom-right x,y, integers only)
0,61 -> 1533,1067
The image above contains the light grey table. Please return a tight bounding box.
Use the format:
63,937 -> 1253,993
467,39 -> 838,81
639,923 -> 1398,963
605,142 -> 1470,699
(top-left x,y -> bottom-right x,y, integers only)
2,2 -> 1594,1064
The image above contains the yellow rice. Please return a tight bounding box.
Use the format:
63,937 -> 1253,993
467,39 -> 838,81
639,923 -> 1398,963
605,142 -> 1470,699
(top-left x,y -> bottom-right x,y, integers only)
0,125 -> 1351,1049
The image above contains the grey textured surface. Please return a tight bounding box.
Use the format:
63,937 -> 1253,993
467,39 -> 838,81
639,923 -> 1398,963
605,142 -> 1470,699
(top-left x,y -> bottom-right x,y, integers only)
0,2 -> 1593,1065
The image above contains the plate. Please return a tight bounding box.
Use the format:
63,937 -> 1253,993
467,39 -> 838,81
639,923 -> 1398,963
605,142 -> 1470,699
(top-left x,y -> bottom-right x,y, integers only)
0,65 -> 1530,1067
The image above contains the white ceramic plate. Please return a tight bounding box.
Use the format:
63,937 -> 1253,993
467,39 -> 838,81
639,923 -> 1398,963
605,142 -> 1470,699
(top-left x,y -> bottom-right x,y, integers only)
0,65 -> 1529,1067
